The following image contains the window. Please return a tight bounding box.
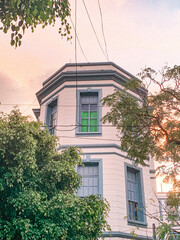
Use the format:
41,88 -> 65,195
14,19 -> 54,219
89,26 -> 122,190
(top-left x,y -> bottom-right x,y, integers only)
76,89 -> 102,135
77,163 -> 99,197
80,92 -> 98,132
46,99 -> 57,135
125,165 -> 146,225
159,200 -> 163,220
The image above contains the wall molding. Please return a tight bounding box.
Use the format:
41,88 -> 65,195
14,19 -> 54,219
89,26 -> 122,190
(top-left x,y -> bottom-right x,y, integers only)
103,231 -> 153,239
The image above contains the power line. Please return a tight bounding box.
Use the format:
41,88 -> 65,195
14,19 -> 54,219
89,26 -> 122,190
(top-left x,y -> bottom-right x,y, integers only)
82,0 -> 108,61
55,126 -> 79,132
74,0 -> 81,128
97,0 -> 109,61
70,16 -> 88,62
75,0 -> 77,66
23,98 -> 37,114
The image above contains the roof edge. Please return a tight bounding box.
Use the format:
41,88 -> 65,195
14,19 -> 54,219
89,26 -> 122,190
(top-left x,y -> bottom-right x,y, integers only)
42,62 -> 139,86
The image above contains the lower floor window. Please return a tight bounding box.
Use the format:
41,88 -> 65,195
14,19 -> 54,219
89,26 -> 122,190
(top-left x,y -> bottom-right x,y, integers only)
126,165 -> 145,224
77,163 -> 99,197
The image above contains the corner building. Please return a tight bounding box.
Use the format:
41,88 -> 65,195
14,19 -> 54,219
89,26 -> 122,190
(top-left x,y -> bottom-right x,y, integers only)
35,62 -> 158,240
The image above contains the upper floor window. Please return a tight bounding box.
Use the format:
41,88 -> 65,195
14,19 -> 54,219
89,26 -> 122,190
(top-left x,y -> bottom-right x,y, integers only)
80,92 -> 98,133
46,99 -> 57,135
76,89 -> 102,135
125,165 -> 146,226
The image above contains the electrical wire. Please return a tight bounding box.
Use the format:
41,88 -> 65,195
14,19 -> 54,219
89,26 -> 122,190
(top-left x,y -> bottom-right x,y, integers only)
97,0 -> 109,61
55,126 -> 79,132
23,98 -> 37,114
70,16 -> 88,62
74,0 -> 81,128
82,0 -> 108,61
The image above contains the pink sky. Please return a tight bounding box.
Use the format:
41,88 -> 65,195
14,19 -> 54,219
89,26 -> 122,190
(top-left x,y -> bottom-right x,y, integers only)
0,0 -> 180,117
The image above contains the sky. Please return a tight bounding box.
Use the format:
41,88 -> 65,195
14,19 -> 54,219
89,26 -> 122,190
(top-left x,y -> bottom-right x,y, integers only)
0,0 -> 180,117
0,0 -> 179,192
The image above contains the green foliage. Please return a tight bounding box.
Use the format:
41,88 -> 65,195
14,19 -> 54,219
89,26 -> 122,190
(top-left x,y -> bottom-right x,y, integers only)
102,64 -> 180,237
156,222 -> 180,240
0,109 -> 110,239
102,65 -> 180,171
0,0 -> 71,47
102,88 -> 154,166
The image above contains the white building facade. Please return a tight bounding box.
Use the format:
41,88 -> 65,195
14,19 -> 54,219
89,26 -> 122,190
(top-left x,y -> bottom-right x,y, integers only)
35,62 -> 158,240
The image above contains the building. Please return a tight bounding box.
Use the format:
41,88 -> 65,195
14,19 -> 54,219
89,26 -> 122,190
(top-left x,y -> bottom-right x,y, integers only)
157,191 -> 180,239
34,62 -> 158,240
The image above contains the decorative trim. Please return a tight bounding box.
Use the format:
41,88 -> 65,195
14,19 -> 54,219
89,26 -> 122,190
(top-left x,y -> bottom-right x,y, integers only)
103,231 -> 153,239
59,145 -> 150,167
149,170 -> 156,174
37,76 -> 145,104
60,144 -> 121,149
39,83 -> 121,105
42,62 -> 141,86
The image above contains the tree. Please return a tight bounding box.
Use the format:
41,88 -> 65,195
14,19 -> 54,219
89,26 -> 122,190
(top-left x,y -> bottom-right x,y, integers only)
101,65 -> 180,238
0,0 -> 71,47
0,109 -> 110,240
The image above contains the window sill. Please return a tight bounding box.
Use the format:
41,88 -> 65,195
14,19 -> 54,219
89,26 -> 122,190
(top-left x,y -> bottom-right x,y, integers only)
128,219 -> 147,228
76,132 -> 102,136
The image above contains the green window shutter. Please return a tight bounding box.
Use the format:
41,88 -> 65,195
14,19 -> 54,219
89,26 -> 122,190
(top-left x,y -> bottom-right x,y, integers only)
81,119 -> 88,132
90,119 -> 97,132
90,111 -> 97,117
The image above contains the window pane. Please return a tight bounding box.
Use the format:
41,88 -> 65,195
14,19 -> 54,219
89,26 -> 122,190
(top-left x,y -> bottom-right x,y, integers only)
81,111 -> 89,118
81,119 -> 88,125
90,126 -> 97,132
81,126 -> 88,132
81,118 -> 88,132
49,127 -> 55,135
90,119 -> 97,125
90,119 -> 97,132
129,201 -> 138,220
81,104 -> 88,111
90,104 -> 97,111
90,111 -> 97,117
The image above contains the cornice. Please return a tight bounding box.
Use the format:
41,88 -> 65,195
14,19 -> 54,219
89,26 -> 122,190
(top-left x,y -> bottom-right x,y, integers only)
36,68 -> 147,103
